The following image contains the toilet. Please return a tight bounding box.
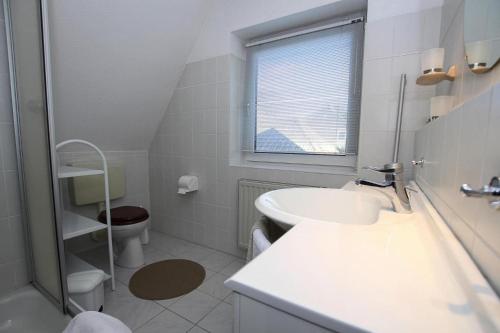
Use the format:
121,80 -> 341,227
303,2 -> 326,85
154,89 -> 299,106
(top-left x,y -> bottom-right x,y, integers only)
68,162 -> 150,268
97,206 -> 149,268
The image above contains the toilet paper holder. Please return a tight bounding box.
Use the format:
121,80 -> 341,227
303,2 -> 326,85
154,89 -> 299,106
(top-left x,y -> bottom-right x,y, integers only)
178,175 -> 199,194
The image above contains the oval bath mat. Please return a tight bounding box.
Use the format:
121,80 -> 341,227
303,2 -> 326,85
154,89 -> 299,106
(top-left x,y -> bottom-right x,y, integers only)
129,259 -> 205,300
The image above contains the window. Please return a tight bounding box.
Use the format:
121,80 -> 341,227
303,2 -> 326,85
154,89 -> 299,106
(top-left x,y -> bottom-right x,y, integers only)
243,19 -> 364,159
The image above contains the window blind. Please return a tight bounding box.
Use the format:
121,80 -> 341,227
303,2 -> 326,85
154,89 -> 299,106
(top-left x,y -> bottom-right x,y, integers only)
243,20 -> 364,156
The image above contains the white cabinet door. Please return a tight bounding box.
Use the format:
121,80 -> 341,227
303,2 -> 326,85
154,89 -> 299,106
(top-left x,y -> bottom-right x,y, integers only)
235,294 -> 337,333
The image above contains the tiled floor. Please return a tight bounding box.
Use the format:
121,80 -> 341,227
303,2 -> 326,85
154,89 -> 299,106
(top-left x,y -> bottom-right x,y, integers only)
76,230 -> 245,332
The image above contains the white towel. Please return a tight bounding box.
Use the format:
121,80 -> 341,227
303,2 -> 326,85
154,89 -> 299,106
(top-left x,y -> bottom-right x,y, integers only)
246,217 -> 287,262
252,229 -> 272,258
63,311 -> 131,333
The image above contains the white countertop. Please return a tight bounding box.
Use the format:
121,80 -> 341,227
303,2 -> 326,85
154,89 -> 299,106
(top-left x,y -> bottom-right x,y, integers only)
225,184 -> 500,333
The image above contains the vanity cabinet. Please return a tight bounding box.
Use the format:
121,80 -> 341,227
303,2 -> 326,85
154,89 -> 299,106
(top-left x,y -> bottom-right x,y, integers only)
233,294 -> 337,333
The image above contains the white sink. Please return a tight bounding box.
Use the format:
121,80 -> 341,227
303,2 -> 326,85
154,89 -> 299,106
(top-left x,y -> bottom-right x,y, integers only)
255,188 -> 383,228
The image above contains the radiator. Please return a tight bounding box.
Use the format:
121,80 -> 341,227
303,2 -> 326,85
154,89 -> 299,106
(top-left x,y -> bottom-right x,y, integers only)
237,179 -> 302,249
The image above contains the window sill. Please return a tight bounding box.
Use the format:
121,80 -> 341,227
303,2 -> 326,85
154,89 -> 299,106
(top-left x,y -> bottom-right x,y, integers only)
232,152 -> 358,176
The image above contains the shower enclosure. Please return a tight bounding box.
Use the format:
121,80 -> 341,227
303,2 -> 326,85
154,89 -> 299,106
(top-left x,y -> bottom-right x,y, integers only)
4,0 -> 68,313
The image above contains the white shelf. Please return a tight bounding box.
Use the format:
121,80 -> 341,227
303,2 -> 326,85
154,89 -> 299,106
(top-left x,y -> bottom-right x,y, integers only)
58,165 -> 104,179
65,252 -> 111,280
57,139 -> 115,290
62,211 -> 107,240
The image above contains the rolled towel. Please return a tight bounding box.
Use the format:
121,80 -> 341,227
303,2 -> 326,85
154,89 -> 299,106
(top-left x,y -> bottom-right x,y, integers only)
246,217 -> 287,262
63,311 -> 131,333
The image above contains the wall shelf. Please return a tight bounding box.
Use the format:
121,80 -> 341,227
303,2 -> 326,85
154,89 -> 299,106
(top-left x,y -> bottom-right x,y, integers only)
62,210 -> 107,240
416,65 -> 456,85
58,165 -> 104,179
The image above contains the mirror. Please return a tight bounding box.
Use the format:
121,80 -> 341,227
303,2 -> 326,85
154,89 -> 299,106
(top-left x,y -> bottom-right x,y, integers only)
464,0 -> 500,73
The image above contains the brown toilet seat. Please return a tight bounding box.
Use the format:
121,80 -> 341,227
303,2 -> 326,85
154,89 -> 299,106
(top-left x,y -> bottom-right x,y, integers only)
97,206 -> 149,226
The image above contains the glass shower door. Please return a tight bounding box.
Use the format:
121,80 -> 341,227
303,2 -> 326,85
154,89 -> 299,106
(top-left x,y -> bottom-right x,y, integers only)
4,0 -> 66,309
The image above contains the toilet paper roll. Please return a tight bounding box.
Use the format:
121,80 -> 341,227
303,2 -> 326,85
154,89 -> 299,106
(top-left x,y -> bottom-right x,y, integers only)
177,175 -> 198,194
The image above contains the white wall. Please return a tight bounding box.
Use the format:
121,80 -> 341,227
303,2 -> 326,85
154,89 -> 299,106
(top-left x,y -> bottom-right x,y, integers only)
148,0 -> 449,255
358,5 -> 442,181
48,0 -> 210,151
415,84 -> 500,294
149,55 -> 352,257
437,0 -> 500,105
188,0 -> 444,63
367,0 -> 443,22
187,0 -> 357,62
415,0 -> 500,294
0,6 -> 29,296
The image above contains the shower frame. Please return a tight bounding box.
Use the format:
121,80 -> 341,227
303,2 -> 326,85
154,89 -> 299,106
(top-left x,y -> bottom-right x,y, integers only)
3,0 -> 69,313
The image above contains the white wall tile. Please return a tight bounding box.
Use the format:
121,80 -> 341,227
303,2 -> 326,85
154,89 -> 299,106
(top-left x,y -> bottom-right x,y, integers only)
0,74 -> 12,123
400,96 -> 431,131
358,7 -> 441,181
481,84 -> 500,183
422,7 -> 443,51
151,4 -> 449,258
0,124 -> 16,171
0,263 -> 16,295
362,58 -> 393,95
451,92 -> 491,229
425,118 -> 445,188
0,218 -> 11,263
216,55 -> 230,83
150,54 -> 365,257
364,18 -> 395,60
359,94 -> 394,131
416,85 -> 500,294
0,175 -> 7,219
5,171 -> 21,217
0,63 -> 27,295
393,11 -> 425,55
439,108 -> 460,201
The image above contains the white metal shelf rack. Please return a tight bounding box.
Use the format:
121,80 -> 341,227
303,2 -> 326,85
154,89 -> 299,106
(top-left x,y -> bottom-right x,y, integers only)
56,139 -> 115,291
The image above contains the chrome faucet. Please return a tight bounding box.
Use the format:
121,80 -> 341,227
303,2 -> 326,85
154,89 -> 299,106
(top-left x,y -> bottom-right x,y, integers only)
355,162 -> 412,213
460,176 -> 500,210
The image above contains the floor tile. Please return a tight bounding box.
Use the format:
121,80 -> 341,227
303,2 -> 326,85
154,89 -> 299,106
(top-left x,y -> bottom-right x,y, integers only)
203,268 -> 216,280
173,243 -> 216,262
149,232 -> 189,254
223,293 -> 233,305
198,273 -> 232,300
81,231 -> 236,332
114,265 -> 140,285
168,290 -> 220,323
198,251 -> 237,272
155,294 -> 185,308
144,248 -> 174,265
104,282 -> 164,330
134,309 -> 193,333
198,302 -> 233,333
220,259 -> 245,276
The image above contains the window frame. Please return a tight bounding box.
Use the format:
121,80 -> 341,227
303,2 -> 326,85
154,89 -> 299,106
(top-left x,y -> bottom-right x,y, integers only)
242,18 -> 364,167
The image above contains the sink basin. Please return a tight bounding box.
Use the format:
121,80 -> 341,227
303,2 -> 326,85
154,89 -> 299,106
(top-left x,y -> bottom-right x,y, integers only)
255,188 -> 383,228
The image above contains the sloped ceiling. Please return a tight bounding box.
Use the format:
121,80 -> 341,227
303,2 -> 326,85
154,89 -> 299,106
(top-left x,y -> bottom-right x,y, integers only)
48,0 -> 210,150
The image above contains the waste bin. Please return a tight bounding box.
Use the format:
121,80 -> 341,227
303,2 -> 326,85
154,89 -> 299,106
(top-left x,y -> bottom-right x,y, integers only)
67,270 -> 105,311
